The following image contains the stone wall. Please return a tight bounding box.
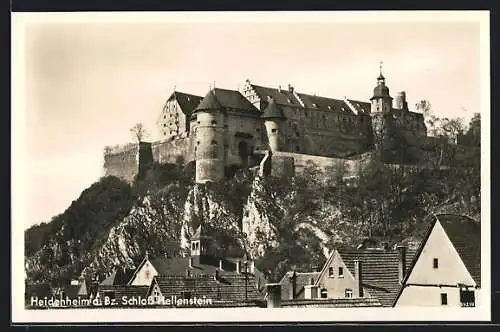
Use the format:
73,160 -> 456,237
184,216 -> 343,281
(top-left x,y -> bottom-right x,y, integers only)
151,136 -> 194,165
103,143 -> 139,183
272,151 -> 373,178
281,106 -> 372,157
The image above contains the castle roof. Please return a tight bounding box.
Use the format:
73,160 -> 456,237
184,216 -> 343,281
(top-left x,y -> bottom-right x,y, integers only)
261,98 -> 286,119
250,84 -> 302,107
168,91 -> 203,116
194,88 -> 260,114
195,90 -> 223,111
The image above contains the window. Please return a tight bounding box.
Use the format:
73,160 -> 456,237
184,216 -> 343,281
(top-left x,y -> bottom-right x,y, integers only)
345,289 -> 353,298
460,289 -> 475,307
328,267 -> 334,277
197,141 -> 200,145
163,124 -> 166,127
211,120 -> 217,125
441,293 -> 448,305
320,289 -> 328,299
338,267 -> 344,278
271,128 -> 277,133
211,140 -> 217,145
433,258 -> 439,269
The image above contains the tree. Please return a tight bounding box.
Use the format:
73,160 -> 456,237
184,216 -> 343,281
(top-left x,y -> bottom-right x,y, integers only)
130,123 -> 148,142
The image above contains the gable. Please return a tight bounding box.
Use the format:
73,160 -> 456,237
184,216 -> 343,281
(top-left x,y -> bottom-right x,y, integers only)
129,258 -> 159,286
315,250 -> 355,287
405,221 -> 476,287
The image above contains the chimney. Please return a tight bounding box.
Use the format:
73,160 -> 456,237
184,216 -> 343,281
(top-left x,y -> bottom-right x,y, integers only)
214,269 -> 219,281
219,259 -> 224,271
278,85 -> 282,93
397,245 -> 407,283
354,260 -> 363,297
289,271 -> 297,300
189,257 -> 193,268
266,283 -> 282,308
236,260 -> 241,274
186,269 -> 191,277
288,84 -> 294,93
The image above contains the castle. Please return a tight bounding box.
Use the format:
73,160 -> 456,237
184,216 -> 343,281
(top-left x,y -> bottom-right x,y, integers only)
104,69 -> 457,184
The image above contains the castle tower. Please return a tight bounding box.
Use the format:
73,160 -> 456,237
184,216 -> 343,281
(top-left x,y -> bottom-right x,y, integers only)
370,64 -> 393,114
261,98 -> 286,152
394,91 -> 408,111
192,90 -> 226,183
369,64 -> 393,152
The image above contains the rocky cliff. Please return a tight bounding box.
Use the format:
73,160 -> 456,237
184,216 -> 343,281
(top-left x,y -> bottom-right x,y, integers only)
25,144 -> 481,286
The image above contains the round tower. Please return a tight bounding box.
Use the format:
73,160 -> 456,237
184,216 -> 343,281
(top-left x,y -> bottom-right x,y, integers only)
261,98 -> 286,152
192,90 -> 226,183
369,65 -> 393,152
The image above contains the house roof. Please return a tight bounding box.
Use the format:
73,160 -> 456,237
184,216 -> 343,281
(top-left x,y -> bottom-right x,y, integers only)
279,271 -> 320,299
148,256 -> 240,276
250,84 -> 302,107
150,274 -> 263,303
437,214 -> 481,286
315,247 -> 417,307
168,91 -> 203,115
281,297 -> 382,308
100,268 -> 136,286
194,88 -> 260,114
261,98 -> 286,119
97,285 -> 150,299
391,214 -> 480,306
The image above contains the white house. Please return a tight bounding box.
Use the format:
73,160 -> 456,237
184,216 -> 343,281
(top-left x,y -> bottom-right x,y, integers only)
393,214 -> 480,307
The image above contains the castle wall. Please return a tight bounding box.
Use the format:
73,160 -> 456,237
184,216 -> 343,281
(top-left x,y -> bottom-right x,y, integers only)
224,113 -> 263,167
151,136 -> 194,165
272,151 -> 372,178
103,143 -> 139,183
280,106 -> 372,157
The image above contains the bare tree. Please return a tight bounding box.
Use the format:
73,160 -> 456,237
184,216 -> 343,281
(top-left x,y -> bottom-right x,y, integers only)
130,123 -> 148,142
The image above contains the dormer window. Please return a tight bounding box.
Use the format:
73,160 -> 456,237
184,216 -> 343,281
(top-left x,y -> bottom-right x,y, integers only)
328,106 -> 333,110
312,103 -> 318,108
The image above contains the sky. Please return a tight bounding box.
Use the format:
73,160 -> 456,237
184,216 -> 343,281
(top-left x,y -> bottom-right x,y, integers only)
13,12 -> 486,230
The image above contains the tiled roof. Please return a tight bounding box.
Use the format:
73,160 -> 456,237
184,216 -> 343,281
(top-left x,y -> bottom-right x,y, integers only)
151,274 -> 263,302
336,247 -> 418,306
149,255 -> 239,276
168,91 -> 203,116
250,84 -> 302,107
100,268 -> 136,286
297,93 -> 355,114
195,88 -> 260,114
261,98 -> 286,119
436,214 -> 481,286
97,285 -> 150,299
279,271 -> 320,300
282,297 -> 382,308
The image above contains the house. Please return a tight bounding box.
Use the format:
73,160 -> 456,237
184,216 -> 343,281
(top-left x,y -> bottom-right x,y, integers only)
127,224 -> 266,307
392,214 -> 480,307
128,225 -> 266,290
54,276 -> 95,300
279,271 -> 321,300
146,273 -> 265,307
291,244 -> 417,306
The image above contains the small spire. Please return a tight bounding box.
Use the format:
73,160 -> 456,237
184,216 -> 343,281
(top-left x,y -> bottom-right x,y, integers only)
145,250 -> 149,259
378,61 -> 385,80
